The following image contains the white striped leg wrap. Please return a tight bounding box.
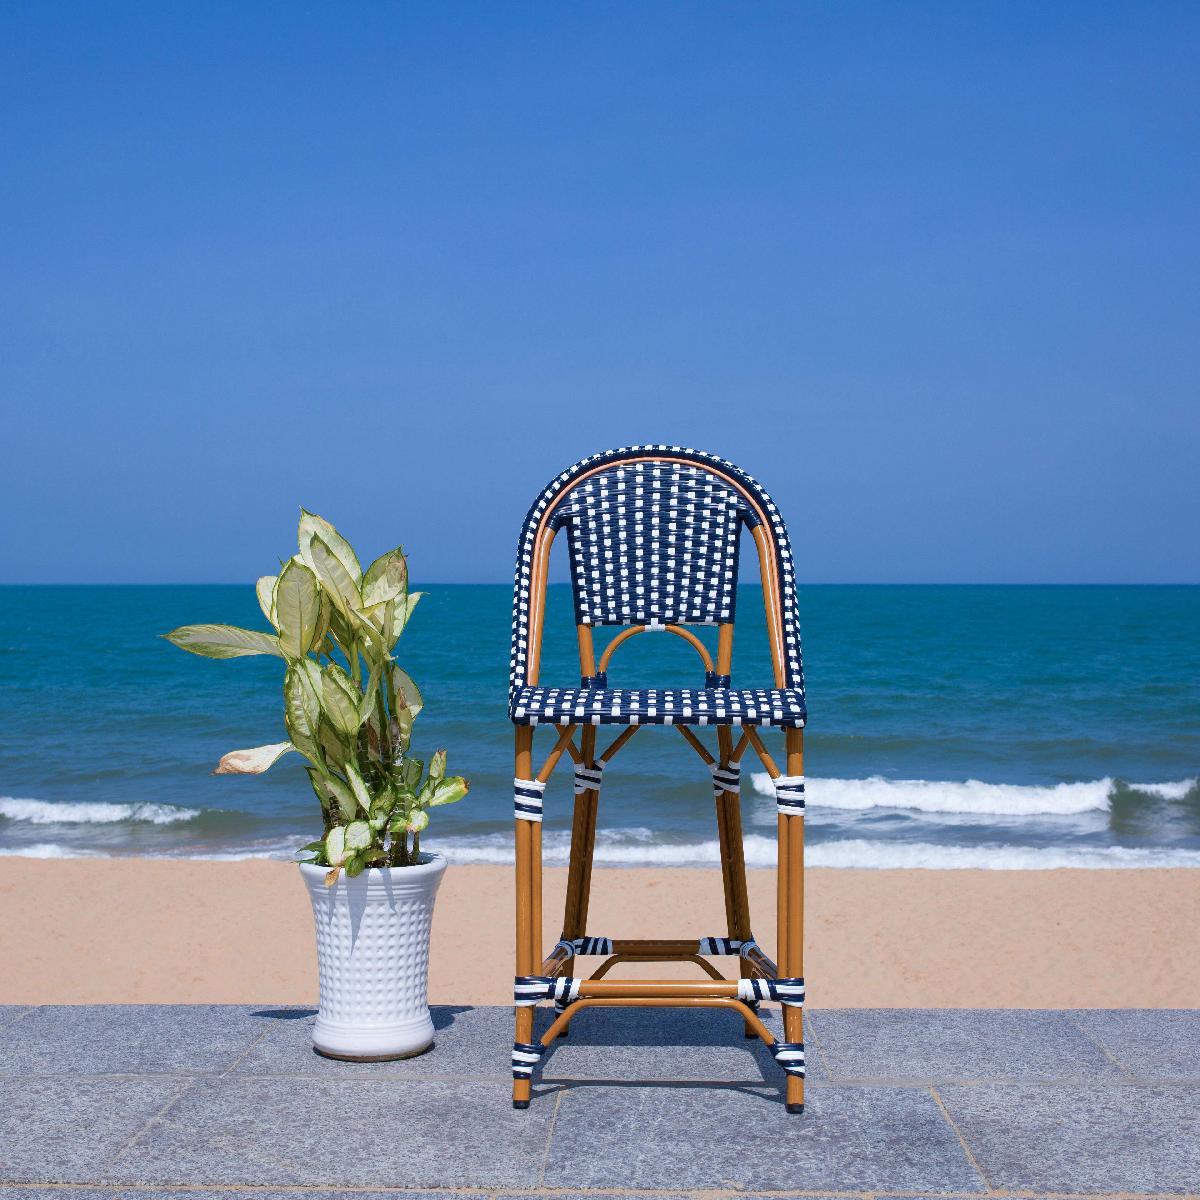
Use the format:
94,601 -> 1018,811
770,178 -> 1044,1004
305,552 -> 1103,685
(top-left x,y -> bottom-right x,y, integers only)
774,774 -> 806,816
698,936 -> 760,957
711,762 -> 741,797
738,976 -> 805,1007
512,1041 -> 544,1079
514,777 -> 546,822
514,975 -> 581,1007
574,761 -> 605,794
555,936 -> 614,956
772,1042 -> 806,1077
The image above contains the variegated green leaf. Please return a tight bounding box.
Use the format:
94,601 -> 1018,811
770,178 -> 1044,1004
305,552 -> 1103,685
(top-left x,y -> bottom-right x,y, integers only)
429,776 -> 469,806
284,665 -> 322,764
163,624 -> 283,660
213,741 -> 294,775
318,718 -> 349,770
406,808 -> 429,833
344,762 -> 372,814
324,825 -> 347,866
321,665 -> 362,737
274,559 -> 321,658
298,510 -> 362,581
361,546 -> 408,610
323,774 -> 358,821
429,749 -> 446,781
391,666 -> 423,718
304,533 -> 362,618
256,576 -> 278,627
344,819 -> 372,852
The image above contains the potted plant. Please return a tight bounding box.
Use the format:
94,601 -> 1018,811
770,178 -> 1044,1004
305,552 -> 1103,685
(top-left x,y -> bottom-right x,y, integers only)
164,511 -> 468,1060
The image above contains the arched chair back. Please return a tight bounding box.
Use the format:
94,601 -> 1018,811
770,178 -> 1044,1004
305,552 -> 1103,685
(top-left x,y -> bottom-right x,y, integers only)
509,445 -> 805,721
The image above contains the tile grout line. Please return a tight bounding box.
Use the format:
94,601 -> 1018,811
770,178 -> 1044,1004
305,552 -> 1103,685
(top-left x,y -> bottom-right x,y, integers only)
928,1083 -> 994,1194
219,1024 -> 278,1078
537,1084 -> 567,1187
803,1011 -> 835,1080
109,1076 -> 199,1160
1063,1013 -> 1138,1080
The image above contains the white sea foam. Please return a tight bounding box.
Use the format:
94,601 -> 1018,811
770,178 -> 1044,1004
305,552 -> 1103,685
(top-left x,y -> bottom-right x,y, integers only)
425,830 -> 1200,870
4,842 -> 109,859
1134,778 -> 1198,801
750,775 -> 1197,817
0,797 -> 200,826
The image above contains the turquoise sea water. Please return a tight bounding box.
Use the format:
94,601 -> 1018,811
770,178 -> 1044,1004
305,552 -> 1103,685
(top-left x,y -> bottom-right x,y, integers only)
1,584 -> 1197,868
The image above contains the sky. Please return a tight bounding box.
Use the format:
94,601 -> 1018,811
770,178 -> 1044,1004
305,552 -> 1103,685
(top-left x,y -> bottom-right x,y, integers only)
2,2 -> 1197,584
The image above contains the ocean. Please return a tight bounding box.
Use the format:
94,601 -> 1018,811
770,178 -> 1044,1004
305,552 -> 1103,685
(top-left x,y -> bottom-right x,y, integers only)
1,584 -> 1197,869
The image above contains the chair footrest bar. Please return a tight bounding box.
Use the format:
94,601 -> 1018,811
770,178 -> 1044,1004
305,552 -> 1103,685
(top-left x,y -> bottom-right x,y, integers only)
517,976 -> 803,1003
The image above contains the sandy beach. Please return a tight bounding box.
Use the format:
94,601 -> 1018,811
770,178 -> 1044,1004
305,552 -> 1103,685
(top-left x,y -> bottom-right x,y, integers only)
3,859 -> 1197,1007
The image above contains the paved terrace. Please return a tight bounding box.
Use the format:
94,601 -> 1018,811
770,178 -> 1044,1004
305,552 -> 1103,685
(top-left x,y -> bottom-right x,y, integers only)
0,1005 -> 1197,1198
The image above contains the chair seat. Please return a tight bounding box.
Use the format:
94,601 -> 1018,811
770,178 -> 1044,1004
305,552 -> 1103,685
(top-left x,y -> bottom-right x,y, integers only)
509,685 -> 807,728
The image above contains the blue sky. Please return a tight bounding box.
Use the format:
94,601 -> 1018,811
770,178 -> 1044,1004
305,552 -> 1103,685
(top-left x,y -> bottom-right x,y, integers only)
2,2 -> 1196,584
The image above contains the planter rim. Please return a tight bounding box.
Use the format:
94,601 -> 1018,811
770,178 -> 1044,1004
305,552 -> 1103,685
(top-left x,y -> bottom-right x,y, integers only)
298,852 -> 447,882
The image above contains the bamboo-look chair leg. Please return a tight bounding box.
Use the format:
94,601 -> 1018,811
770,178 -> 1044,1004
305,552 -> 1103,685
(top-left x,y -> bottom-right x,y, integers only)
782,726 -> 805,1114
513,725 -> 537,1108
558,725 -> 600,1037
715,787 -> 756,1037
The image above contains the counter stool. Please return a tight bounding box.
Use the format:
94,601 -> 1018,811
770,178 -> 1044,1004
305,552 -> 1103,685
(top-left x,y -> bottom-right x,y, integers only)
507,445 -> 807,1113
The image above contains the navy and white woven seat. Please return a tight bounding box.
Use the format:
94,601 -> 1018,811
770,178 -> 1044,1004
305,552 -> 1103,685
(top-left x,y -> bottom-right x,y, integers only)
509,685 -> 807,727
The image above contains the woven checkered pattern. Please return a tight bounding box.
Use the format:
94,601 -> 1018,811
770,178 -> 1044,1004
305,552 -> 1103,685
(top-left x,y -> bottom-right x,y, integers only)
550,460 -> 747,626
510,685 -> 806,728
509,447 -> 805,702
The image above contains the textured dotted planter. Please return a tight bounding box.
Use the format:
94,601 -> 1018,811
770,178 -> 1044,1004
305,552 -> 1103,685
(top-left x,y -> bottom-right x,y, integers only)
300,854 -> 447,1060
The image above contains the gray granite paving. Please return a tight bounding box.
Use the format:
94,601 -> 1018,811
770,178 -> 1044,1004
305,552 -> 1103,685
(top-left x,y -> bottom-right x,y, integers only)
1071,1007 -> 1200,1080
937,1080 -> 1200,1194
0,1004 -> 1197,1195
543,1083 -> 985,1192
815,1007 -> 1124,1082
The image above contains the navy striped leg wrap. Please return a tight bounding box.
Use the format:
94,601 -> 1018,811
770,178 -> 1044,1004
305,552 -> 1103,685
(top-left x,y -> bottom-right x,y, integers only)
512,1041 -> 545,1079
775,774 -> 806,816
514,975 -> 582,1007
738,976 -> 805,1006
711,762 -> 741,797
574,761 -> 605,794
514,777 -> 546,823
772,1042 -> 806,1077
698,936 -> 759,956
554,936 -> 614,956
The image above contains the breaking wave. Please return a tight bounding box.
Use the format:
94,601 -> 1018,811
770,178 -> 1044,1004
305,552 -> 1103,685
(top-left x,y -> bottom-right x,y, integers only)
0,797 -> 201,826
750,775 -> 1197,817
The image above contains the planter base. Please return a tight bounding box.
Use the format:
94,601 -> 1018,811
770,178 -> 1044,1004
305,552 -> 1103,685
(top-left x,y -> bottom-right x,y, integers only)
312,1012 -> 437,1061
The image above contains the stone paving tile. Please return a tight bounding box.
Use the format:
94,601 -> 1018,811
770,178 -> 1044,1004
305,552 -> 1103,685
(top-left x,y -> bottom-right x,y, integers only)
110,1076 -> 553,1189
815,1008 -> 1123,1082
1071,1008 -> 1200,1080
0,1006 -> 272,1076
0,1192 -> 127,1200
937,1081 -> 1200,1194
543,1082 -> 985,1192
0,1077 -> 188,1183
0,1006 -> 32,1029
0,1194 -> 482,1200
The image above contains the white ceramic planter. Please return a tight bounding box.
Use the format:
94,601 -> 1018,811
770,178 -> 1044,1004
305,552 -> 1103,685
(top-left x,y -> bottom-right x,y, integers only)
300,854 -> 447,1060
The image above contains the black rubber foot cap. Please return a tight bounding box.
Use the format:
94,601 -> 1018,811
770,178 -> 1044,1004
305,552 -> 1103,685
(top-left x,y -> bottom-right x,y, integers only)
786,1102 -> 805,1115
513,1099 -> 530,1110
744,1029 -> 756,1039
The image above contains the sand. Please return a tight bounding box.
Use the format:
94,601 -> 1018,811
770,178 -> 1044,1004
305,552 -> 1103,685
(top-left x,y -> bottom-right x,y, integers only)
2,859 -> 1198,1007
